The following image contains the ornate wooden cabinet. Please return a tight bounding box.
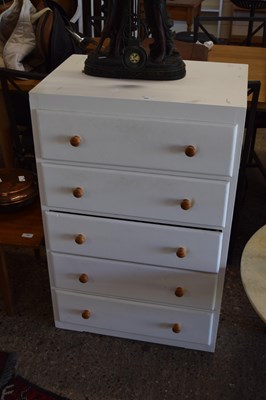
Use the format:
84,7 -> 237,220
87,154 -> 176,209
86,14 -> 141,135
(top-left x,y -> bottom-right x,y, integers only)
30,55 -> 247,352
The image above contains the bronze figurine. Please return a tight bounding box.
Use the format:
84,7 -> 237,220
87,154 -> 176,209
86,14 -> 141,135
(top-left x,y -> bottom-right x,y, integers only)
84,0 -> 186,80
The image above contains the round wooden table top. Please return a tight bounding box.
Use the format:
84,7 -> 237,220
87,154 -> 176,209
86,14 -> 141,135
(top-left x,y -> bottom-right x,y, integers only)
241,224 -> 266,323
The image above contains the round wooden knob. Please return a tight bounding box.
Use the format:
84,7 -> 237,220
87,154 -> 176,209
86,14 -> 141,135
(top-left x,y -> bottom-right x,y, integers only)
172,323 -> 181,333
79,273 -> 89,284
73,187 -> 84,198
81,309 -> 91,319
75,234 -> 86,245
181,198 -> 192,210
70,135 -> 81,147
185,145 -> 197,157
176,247 -> 187,258
175,287 -> 185,297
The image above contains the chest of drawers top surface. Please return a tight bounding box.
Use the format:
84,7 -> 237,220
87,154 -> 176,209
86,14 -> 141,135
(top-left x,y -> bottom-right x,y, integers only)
30,55 -> 248,119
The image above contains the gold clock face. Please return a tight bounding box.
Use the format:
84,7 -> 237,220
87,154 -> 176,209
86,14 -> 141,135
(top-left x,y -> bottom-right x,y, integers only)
129,52 -> 140,64
123,46 -> 147,71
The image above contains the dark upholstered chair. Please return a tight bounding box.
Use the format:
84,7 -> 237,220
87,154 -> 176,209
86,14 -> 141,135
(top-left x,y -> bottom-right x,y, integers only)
0,68 -> 46,171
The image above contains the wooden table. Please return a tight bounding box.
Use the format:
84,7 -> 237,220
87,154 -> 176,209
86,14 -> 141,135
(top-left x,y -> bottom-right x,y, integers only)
0,197 -> 44,316
241,225 -> 266,323
208,45 -> 266,109
166,0 -> 204,32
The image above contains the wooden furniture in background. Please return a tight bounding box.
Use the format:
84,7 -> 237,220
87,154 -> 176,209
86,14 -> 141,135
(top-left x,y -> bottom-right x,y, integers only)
229,6 -> 266,44
208,44 -> 266,109
166,0 -> 204,32
209,45 -> 266,177
208,47 -> 266,251
193,14 -> 266,46
0,198 -> 44,316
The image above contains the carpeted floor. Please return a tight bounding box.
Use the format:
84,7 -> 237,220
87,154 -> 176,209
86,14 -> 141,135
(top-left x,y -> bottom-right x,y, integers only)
0,133 -> 265,400
0,351 -> 70,400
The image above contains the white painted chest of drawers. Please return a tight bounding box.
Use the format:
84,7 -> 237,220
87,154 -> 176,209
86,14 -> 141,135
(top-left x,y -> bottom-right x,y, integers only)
30,55 -> 248,352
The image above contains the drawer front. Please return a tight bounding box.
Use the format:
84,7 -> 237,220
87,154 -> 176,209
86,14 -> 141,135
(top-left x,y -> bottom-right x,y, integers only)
54,290 -> 214,346
45,212 -> 222,273
40,163 -> 229,228
49,252 -> 218,309
35,110 -> 237,177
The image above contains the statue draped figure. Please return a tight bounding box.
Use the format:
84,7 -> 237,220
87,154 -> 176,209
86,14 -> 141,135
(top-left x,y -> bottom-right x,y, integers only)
143,0 -> 175,62
96,0 -> 175,63
85,0 -> 185,80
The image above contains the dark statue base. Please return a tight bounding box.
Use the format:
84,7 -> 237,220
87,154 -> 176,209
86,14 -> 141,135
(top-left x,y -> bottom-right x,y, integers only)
83,52 -> 186,81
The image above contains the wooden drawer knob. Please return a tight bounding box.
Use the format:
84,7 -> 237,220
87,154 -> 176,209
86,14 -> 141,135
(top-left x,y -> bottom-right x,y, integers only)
79,273 -> 89,283
175,287 -> 185,297
73,187 -> 84,198
176,247 -> 187,258
172,323 -> 181,333
180,198 -> 192,210
70,135 -> 81,147
81,309 -> 91,319
185,145 -> 197,157
75,234 -> 86,245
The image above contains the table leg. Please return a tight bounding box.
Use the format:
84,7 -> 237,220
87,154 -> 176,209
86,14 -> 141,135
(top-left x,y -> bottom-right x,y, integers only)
0,246 -> 13,316
187,10 -> 193,32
